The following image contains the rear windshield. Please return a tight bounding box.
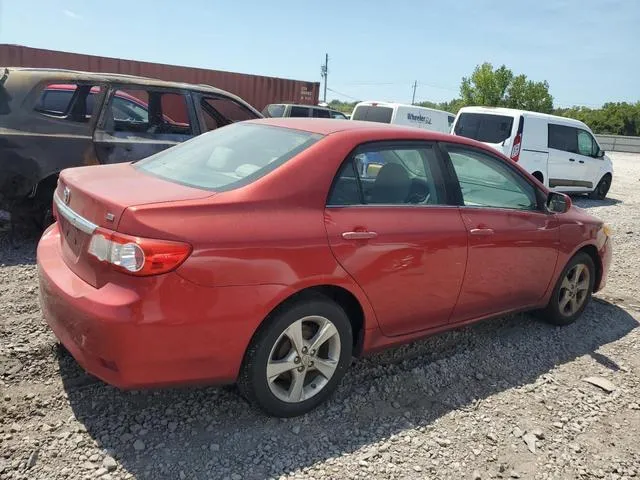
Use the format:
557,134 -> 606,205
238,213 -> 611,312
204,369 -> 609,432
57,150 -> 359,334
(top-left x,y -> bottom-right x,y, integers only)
352,105 -> 393,123
136,123 -> 321,191
454,112 -> 514,143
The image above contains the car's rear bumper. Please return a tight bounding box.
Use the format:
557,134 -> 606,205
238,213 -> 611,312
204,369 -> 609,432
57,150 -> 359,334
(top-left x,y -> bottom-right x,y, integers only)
37,223 -> 282,389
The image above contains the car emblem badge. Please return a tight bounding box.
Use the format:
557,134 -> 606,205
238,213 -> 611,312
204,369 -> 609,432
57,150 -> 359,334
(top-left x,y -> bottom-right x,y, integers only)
63,187 -> 71,205
105,213 -> 115,222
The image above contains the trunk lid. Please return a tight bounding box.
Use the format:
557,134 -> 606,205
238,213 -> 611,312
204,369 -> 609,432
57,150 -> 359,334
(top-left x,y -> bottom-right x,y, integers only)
55,163 -> 212,287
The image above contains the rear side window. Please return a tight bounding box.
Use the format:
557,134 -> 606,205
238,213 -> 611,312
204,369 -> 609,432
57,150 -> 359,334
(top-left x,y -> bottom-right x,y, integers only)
289,106 -> 310,117
352,105 -> 393,123
328,144 -> 445,206
136,123 -> 321,191
548,124 -> 578,153
448,115 -> 455,130
454,113 -> 514,143
312,108 -> 331,118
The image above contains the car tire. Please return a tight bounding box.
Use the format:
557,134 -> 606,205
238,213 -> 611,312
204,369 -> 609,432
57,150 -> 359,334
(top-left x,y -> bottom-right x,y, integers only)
540,252 -> 595,326
238,295 -> 353,417
588,174 -> 611,200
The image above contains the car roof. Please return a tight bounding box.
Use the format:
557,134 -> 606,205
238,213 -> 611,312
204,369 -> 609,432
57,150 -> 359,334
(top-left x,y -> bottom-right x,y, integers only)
248,117 -> 458,138
4,67 -> 238,96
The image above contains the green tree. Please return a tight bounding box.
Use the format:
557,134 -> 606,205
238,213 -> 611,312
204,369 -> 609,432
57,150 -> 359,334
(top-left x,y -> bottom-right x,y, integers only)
458,62 -> 553,113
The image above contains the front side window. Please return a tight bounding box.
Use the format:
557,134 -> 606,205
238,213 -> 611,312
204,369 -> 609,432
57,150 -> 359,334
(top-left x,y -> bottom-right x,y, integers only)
102,89 -> 192,136
454,113 -> 514,144
577,129 -> 597,157
136,123 -> 321,191
447,146 -> 537,210
328,144 -> 444,206
548,124 -> 578,153
266,104 -> 285,117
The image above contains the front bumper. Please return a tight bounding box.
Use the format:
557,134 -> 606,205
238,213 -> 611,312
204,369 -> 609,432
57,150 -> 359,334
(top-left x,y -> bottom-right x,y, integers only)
37,223 -> 282,389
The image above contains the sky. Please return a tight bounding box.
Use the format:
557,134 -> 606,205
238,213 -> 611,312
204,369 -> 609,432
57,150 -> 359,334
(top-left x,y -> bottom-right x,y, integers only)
0,0 -> 638,108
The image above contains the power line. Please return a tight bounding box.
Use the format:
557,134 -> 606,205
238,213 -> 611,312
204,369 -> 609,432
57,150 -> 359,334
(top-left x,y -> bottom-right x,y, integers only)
326,87 -> 359,101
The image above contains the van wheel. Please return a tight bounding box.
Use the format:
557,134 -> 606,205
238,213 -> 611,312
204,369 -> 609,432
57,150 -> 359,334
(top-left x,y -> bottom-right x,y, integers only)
588,174 -> 611,200
238,296 -> 353,417
539,252 -> 595,326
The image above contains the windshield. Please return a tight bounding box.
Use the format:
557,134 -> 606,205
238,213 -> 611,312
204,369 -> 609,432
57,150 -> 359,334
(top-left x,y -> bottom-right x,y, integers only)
136,123 -> 321,191
352,105 -> 393,123
454,112 -> 514,143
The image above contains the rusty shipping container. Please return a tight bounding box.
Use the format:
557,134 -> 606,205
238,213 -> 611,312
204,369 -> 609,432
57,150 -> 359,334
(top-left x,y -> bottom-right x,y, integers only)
0,44 -> 320,110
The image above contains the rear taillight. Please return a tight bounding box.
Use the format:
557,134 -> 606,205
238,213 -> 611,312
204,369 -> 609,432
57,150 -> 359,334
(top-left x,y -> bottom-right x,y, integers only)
510,133 -> 522,162
88,229 -> 192,276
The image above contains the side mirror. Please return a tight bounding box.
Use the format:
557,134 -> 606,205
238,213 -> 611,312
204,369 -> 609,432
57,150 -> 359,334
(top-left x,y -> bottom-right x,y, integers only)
547,192 -> 572,214
596,149 -> 605,158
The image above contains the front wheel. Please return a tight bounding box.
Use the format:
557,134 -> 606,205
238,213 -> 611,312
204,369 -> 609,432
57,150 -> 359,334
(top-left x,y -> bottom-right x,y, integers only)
238,296 -> 353,417
589,174 -> 611,200
539,252 -> 595,326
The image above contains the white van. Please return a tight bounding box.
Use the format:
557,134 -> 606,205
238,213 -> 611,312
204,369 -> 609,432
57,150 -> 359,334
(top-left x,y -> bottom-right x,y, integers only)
351,101 -> 455,134
451,106 -> 614,199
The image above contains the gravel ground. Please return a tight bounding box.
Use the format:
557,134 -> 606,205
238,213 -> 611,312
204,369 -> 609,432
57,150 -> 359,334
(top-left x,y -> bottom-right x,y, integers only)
1,152 -> 639,480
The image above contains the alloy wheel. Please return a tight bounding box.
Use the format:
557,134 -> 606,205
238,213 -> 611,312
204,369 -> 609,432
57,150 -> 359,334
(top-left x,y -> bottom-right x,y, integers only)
266,315 -> 341,403
558,263 -> 590,316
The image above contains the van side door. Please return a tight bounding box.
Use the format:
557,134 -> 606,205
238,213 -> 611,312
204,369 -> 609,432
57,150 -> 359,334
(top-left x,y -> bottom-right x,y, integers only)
547,123 -> 590,191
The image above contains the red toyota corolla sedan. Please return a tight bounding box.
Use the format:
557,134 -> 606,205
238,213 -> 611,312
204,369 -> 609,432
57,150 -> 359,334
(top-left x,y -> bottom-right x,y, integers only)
37,118 -> 612,417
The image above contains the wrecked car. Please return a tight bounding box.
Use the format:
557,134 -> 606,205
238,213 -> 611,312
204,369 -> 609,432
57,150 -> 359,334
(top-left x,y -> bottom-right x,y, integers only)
0,67 -> 262,228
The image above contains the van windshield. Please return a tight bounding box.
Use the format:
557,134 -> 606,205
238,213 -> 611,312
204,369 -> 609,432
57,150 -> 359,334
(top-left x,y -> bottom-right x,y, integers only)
454,112 -> 514,143
352,105 -> 393,123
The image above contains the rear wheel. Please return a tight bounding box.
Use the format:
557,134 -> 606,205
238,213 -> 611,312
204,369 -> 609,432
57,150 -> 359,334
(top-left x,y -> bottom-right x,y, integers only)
589,174 -> 611,200
238,296 -> 353,417
540,252 -> 595,326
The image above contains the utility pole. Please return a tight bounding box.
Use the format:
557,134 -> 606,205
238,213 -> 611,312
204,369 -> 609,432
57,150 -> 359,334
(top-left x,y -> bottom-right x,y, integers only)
411,80 -> 417,105
321,54 -> 329,103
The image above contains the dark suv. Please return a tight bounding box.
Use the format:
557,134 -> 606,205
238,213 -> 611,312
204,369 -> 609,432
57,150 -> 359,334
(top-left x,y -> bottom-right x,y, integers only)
0,68 -> 261,228
262,103 -> 348,119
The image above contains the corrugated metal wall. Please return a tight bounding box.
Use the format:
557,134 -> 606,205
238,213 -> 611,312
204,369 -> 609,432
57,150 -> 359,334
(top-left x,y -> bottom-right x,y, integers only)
0,45 -> 320,111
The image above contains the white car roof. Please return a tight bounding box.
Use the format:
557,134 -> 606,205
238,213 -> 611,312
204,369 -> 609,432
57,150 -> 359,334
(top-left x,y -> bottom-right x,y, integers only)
356,101 -> 454,116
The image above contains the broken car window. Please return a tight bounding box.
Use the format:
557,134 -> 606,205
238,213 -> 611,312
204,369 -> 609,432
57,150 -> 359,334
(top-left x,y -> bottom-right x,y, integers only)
102,89 -> 192,136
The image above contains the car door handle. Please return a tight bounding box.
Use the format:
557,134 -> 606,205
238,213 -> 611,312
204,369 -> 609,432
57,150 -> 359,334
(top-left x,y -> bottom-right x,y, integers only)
342,231 -> 378,240
569,158 -> 575,162
470,228 -> 494,236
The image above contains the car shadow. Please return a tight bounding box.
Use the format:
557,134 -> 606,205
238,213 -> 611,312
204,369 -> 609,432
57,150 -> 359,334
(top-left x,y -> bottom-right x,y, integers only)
571,195 -> 623,208
58,300 -> 638,480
